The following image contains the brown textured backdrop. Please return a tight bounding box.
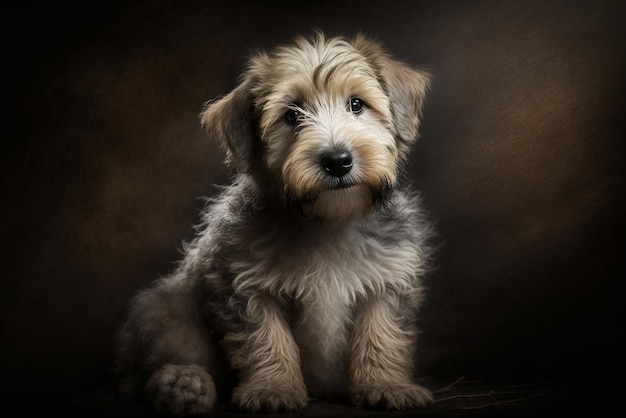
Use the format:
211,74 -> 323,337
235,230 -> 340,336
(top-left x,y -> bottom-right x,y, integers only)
3,0 -> 625,415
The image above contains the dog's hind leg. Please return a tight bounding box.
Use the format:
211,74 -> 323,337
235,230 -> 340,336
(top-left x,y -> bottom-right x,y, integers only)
116,277 -> 218,415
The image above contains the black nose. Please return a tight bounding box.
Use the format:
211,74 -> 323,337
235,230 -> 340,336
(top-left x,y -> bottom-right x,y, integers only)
320,149 -> 353,177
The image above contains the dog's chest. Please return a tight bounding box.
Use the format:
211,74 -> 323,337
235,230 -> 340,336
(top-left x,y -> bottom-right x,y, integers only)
225,213 -> 422,395
242,218 -> 418,302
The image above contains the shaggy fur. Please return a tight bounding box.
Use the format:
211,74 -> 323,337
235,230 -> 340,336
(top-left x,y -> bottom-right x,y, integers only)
116,32 -> 433,414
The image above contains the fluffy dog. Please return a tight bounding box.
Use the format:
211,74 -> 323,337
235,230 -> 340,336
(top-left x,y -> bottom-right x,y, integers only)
116,32 -> 433,415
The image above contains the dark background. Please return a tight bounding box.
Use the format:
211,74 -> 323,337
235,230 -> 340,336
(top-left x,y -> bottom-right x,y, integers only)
2,0 -> 625,416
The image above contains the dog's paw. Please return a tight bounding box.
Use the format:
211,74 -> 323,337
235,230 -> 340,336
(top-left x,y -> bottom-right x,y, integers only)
145,364 -> 217,415
232,381 -> 308,412
350,382 -> 434,410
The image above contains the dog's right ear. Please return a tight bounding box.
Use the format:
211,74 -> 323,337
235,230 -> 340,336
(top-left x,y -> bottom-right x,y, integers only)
200,75 -> 257,173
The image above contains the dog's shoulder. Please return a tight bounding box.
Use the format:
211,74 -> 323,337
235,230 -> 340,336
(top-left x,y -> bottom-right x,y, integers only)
357,187 -> 432,245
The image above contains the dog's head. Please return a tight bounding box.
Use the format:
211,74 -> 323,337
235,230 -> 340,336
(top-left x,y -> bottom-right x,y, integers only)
201,33 -> 429,221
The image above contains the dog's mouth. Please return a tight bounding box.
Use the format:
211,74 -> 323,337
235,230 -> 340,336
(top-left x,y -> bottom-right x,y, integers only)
330,179 -> 355,190
325,175 -> 357,190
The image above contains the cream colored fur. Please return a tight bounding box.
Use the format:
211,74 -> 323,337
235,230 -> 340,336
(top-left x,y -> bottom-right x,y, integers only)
116,32 -> 434,415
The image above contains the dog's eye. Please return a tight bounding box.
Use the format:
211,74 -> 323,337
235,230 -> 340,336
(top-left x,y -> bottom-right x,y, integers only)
285,108 -> 300,125
349,98 -> 364,114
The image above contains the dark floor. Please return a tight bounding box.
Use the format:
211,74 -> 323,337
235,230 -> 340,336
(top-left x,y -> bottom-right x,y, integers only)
6,376 -> 622,418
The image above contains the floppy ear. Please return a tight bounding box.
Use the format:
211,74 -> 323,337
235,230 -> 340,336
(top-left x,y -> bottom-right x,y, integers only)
381,61 -> 430,157
200,75 -> 257,173
354,35 -> 431,159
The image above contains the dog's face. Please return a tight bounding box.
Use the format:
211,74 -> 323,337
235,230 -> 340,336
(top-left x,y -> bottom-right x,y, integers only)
202,33 -> 429,221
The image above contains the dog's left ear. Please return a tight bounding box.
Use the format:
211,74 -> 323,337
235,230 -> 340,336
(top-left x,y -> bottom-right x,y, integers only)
380,60 -> 430,158
355,36 -> 430,159
200,75 -> 257,174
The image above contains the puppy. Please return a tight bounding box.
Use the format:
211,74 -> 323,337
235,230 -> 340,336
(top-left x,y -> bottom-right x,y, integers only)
116,32 -> 433,415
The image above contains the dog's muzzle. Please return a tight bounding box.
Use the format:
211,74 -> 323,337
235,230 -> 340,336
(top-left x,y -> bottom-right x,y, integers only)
320,149 -> 353,178
320,149 -> 355,190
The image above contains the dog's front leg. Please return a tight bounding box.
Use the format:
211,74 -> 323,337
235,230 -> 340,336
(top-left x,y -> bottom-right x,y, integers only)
225,293 -> 308,412
348,293 -> 433,409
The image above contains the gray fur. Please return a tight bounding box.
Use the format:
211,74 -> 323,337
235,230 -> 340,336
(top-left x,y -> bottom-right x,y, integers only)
116,33 -> 434,414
